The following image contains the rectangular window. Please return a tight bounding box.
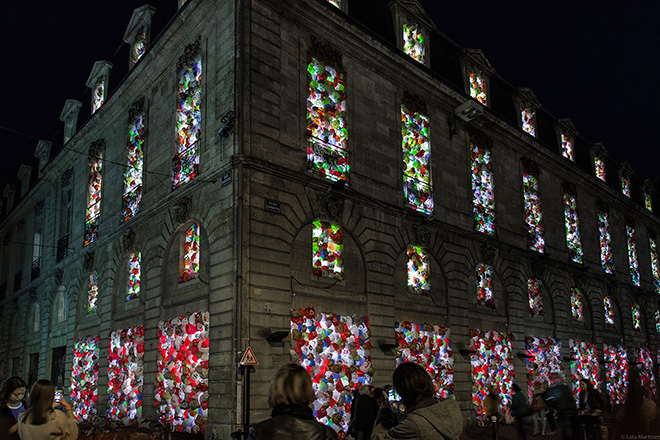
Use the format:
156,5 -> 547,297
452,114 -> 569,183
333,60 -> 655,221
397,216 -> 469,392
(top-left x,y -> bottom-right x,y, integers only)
471,143 -> 495,234
521,106 -> 535,136
522,172 -> 544,252
650,236 -> 660,294
92,78 -> 105,113
603,297 -> 615,327
312,221 -> 343,280
173,55 -> 202,188
568,340 -> 600,405
122,112 -> 145,222
594,157 -> 606,181
656,311 -> 660,333
571,288 -> 583,321
597,207 -> 614,274
71,336 -> 100,421
603,344 -> 628,406
563,191 -> 583,263
180,223 -> 200,283
476,263 -> 494,308
635,348 -> 657,400
621,175 -> 631,197
108,326 -> 144,424
527,278 -> 543,317
646,192 -> 653,212
126,252 -> 141,301
307,57 -> 348,183
525,337 -> 562,400
402,107 -> 432,214
131,28 -> 147,67
469,72 -> 487,105
632,304 -> 642,331
561,134 -> 574,161
626,223 -> 640,286
33,232 -> 42,261
403,24 -> 425,64
407,245 -> 430,294
87,272 -> 98,315
85,154 -> 103,246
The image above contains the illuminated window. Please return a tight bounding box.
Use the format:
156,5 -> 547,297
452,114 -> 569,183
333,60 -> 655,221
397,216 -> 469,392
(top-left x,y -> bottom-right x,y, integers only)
108,326 -> 144,424
131,28 -> 147,66
471,143 -> 495,234
563,189 -> 583,263
92,78 -> 105,113
568,340 -> 600,405
476,263 -> 494,308
403,24 -> 425,64
632,304 -> 642,331
597,204 -> 614,274
327,0 -> 340,7
522,171 -> 544,252
594,157 -> 606,181
604,297 -> 615,328
407,245 -> 430,294
528,277 -> 543,317
525,337 -> 563,399
312,221 -> 343,280
122,106 -> 145,222
126,252 -> 141,301
626,221 -> 640,286
634,348 -> 657,400
650,234 -> 660,294
71,336 -> 100,421
603,344 -> 628,405
402,106 -> 432,214
173,48 -> 201,188
469,72 -> 487,105
621,174 -> 631,198
561,134 -> 574,161
87,272 -> 98,315
85,153 -> 103,246
521,106 -> 535,136
180,223 -> 200,283
645,192 -> 653,212
655,311 -> 660,333
307,57 -> 348,183
571,288 -> 583,322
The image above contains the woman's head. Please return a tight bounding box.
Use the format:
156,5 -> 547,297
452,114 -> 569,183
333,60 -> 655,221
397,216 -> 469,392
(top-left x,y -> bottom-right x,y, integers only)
579,379 -> 593,391
392,362 -> 435,408
0,377 -> 27,407
25,380 -> 55,425
268,363 -> 315,408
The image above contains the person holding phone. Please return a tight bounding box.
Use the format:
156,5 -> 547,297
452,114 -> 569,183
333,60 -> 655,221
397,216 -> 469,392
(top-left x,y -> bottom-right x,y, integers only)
17,379 -> 78,440
0,376 -> 28,440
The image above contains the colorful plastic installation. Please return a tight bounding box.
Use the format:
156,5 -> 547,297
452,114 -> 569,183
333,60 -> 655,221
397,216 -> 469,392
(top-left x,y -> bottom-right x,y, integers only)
524,337 -> 562,399
626,225 -> 640,286
650,237 -> 660,294
603,297 -> 615,328
635,348 -> 657,400
469,72 -> 487,105
131,28 -> 146,66
402,107 -> 433,214
656,311 -> 660,333
307,57 -> 348,183
394,322 -> 453,398
403,24 -> 425,64
476,263 -> 494,308
522,172 -> 544,253
71,336 -> 100,421
646,192 -> 653,212
126,252 -> 141,301
621,175 -> 631,197
87,272 -> 98,314
521,106 -> 535,136
92,78 -> 105,113
471,143 -> 495,234
594,158 -> 606,181
327,0 -> 340,7
561,134 -> 574,161
571,288 -> 583,322
173,56 -> 201,188
85,154 -> 103,246
527,278 -> 543,317
632,304 -> 642,331
290,307 -> 371,437
563,192 -> 583,263
568,340 -> 600,405
180,223 -> 200,283
470,329 -> 514,425
603,344 -> 628,405
407,245 -> 430,295
123,113 -> 145,222
598,209 -> 614,274
108,326 -> 144,425
312,221 -> 343,280
155,311 -> 210,434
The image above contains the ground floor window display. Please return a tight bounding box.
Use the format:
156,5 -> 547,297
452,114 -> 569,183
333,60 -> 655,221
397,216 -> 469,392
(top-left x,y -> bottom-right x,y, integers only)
108,325 -> 145,424
71,335 -> 100,421
525,337 -> 562,399
603,344 -> 628,405
568,340 -> 600,405
635,347 -> 657,400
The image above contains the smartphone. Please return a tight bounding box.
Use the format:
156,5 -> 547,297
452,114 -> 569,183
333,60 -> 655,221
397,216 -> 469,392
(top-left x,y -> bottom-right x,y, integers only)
54,390 -> 62,403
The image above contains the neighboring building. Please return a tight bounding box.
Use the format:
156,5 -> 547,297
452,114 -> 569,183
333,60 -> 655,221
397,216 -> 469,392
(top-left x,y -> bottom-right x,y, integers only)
1,0 -> 658,436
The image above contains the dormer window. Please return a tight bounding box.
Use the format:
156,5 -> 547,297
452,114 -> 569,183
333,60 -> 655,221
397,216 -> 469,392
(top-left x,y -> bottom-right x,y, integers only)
403,24 -> 425,64
59,100 -> 82,144
643,180 -> 654,212
390,1 -> 433,67
469,72 -> 487,104
594,157 -> 606,181
86,61 -> 113,115
590,143 -> 608,182
461,49 -> 494,107
92,78 -> 105,113
561,134 -> 574,161
555,120 -> 578,162
132,29 -> 147,66
327,0 -> 340,7
123,5 -> 155,68
517,88 -> 540,137
619,163 -> 632,198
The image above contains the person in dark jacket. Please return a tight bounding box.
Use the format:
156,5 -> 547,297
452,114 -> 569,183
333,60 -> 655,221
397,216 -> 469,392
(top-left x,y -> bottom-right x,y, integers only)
577,379 -> 603,440
510,383 -> 529,440
545,373 -> 576,440
0,376 -> 27,440
248,363 -> 338,440
349,385 -> 378,440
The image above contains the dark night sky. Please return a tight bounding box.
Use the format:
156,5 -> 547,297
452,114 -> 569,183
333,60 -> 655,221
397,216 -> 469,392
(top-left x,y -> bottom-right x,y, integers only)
1,1 -> 659,196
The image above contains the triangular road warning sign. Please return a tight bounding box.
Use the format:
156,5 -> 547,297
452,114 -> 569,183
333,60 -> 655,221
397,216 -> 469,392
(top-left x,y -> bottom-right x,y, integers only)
240,346 -> 258,365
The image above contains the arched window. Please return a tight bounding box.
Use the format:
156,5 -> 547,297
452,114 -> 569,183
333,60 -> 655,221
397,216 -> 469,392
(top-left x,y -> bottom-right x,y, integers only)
180,223 -> 200,283
126,252 -> 141,301
87,272 -> 99,314
312,221 -> 343,280
476,263 -> 494,308
407,245 -> 429,294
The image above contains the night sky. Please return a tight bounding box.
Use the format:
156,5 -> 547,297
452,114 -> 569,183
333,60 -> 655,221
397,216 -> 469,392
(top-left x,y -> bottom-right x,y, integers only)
1,1 -> 659,196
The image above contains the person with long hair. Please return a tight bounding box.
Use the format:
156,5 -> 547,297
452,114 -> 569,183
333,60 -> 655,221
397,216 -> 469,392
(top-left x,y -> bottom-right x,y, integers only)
0,376 -> 27,440
17,379 -> 78,440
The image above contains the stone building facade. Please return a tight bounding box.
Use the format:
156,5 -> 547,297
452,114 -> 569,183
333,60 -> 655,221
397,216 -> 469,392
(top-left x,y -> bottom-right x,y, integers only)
1,0 -> 658,437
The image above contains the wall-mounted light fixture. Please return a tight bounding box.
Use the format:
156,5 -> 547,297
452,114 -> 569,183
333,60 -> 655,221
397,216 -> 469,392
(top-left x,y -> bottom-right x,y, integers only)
265,330 -> 290,347
454,100 -> 483,122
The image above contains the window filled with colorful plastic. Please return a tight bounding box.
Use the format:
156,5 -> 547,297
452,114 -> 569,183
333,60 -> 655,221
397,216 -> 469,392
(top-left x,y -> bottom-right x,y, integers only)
403,24 -> 424,64
87,272 -> 98,314
71,336 -> 100,421
407,245 -> 430,295
476,263 -> 494,308
568,340 -> 600,405
603,344 -> 628,405
646,192 -> 653,212
571,288 -> 583,322
604,297 -> 615,328
123,112 -> 144,222
92,78 -> 105,113
522,172 -> 544,253
650,236 -> 660,294
131,28 -> 146,66
656,311 -> 660,333
471,143 -> 495,234
469,72 -> 487,105
527,278 -> 543,316
394,322 -> 453,398
173,55 -> 201,188
621,175 -> 631,197
470,329 -> 514,425
126,252 -> 141,301
632,304 -> 642,331
155,311 -> 209,434
525,337 -> 562,399
598,208 -> 614,274
594,157 -> 606,181
312,221 -> 343,280
85,154 -> 103,246
290,307 -> 371,436
307,57 -> 348,183
561,134 -> 574,161
180,223 -> 200,283
635,348 -> 657,400
521,106 -> 535,136
402,107 -> 433,214
108,326 -> 144,424
327,0 -> 340,7
627,224 -> 640,286
563,191 -> 583,263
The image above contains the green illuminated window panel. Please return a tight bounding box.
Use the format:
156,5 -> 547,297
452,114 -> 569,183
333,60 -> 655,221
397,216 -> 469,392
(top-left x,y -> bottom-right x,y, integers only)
407,245 -> 430,295
469,72 -> 487,105
522,172 -> 544,252
563,192 -> 583,263
403,24 -> 425,64
402,107 -> 432,214
312,221 -> 343,280
626,224 -> 640,286
471,144 -> 495,234
85,154 -> 103,246
173,55 -> 201,188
